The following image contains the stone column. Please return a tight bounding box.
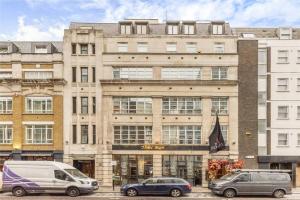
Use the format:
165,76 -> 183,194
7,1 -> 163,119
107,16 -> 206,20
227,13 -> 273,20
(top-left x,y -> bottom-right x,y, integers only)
202,154 -> 209,187
153,154 -> 162,177
152,97 -> 162,144
101,152 -> 113,186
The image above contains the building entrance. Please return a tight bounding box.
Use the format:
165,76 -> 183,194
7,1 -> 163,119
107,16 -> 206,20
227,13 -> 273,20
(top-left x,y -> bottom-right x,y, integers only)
73,160 -> 95,178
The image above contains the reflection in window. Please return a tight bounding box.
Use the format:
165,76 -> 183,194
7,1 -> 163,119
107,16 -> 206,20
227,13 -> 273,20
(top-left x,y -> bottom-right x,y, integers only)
113,68 -> 152,79
114,126 -> 152,144
113,97 -> 152,114
162,125 -> 201,144
162,97 -> 201,114
161,68 -> 201,80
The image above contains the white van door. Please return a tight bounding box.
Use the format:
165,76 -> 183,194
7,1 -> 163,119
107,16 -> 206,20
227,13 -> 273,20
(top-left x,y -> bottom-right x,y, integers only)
53,170 -> 74,192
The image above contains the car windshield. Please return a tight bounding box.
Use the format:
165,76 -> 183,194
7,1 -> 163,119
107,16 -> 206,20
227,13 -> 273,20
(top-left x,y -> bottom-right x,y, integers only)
220,173 -> 239,181
65,169 -> 88,179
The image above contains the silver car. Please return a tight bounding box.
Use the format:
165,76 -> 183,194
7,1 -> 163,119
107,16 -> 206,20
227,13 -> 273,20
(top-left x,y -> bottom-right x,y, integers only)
209,171 -> 292,198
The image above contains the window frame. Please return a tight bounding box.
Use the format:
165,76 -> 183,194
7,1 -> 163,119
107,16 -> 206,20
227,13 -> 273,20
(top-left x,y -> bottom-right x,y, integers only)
277,50 -> 289,63
166,42 -> 177,52
120,24 -> 132,35
136,24 -> 148,34
277,133 -> 288,146
214,42 -> 225,53
0,97 -> 13,114
137,42 -> 148,52
162,125 -> 201,144
81,125 -> 89,144
0,124 -> 13,144
113,126 -> 152,144
161,68 -> 201,80
212,24 -> 224,35
81,97 -> 88,114
25,124 -> 53,144
167,24 -> 179,35
80,67 -> 88,83
117,42 -> 128,52
162,97 -> 201,115
211,67 -> 228,80
25,96 -> 53,114
80,44 -> 88,55
211,97 -> 228,115
113,97 -> 152,114
113,67 -> 153,80
183,24 -> 195,35
277,105 -> 289,119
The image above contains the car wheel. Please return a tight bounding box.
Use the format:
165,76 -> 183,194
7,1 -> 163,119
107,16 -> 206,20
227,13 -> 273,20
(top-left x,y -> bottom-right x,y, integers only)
170,188 -> 182,197
126,188 -> 138,197
66,187 -> 80,197
12,186 -> 26,197
273,189 -> 285,198
223,188 -> 236,198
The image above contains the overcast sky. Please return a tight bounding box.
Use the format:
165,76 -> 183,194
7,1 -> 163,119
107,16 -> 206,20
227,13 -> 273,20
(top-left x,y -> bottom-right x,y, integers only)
1,0 -> 300,41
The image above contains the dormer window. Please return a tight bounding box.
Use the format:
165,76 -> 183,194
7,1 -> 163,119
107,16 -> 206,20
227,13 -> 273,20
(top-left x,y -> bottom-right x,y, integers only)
120,23 -> 132,35
183,24 -> 195,35
35,45 -> 47,53
212,23 -> 224,35
0,46 -> 8,53
167,24 -> 179,35
279,27 -> 292,40
242,33 -> 255,38
136,23 -> 148,34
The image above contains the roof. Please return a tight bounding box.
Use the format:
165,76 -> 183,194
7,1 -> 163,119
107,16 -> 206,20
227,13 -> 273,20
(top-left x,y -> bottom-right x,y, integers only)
0,41 -> 63,53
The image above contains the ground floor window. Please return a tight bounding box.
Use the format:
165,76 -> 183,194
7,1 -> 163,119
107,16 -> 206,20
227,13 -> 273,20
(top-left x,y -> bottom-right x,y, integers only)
162,155 -> 202,186
113,154 -> 153,185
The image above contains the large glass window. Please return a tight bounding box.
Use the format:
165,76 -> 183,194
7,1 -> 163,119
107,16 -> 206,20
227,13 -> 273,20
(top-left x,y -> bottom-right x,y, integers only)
136,24 -> 147,34
167,24 -> 178,35
137,42 -> 148,52
183,24 -> 195,35
278,133 -> 288,146
0,72 -> 12,79
114,126 -> 152,144
0,97 -> 12,114
24,71 -> 53,79
161,68 -> 201,80
81,125 -> 88,144
214,42 -> 225,53
211,97 -> 228,115
212,67 -> 228,80
278,106 -> 288,119
186,42 -> 197,53
120,24 -> 131,34
80,44 -> 88,54
162,97 -> 201,114
162,125 -> 201,144
113,97 -> 152,114
113,68 -> 152,79
81,97 -> 88,114
0,125 -> 12,144
166,42 -> 177,52
212,24 -> 223,35
81,67 -> 88,82
26,97 -> 52,114
25,125 -> 53,144
117,42 -> 128,52
277,78 -> 289,91
277,50 -> 289,63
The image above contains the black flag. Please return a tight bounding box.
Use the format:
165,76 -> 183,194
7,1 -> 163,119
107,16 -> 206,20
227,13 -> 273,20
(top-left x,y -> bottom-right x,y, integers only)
209,114 -> 225,153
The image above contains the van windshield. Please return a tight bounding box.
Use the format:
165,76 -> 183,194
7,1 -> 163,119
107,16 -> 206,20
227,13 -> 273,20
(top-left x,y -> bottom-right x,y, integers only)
220,173 -> 239,181
65,169 -> 88,179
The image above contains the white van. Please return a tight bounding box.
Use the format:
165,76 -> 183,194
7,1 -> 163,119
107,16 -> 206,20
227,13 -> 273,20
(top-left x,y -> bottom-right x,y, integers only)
2,161 -> 98,197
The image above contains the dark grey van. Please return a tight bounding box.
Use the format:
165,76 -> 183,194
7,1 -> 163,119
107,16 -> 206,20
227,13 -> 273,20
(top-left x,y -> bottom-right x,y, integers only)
209,170 -> 292,198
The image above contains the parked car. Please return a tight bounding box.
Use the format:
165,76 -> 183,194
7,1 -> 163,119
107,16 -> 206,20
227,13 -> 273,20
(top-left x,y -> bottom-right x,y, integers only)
0,171 -> 2,192
2,161 -> 98,197
120,177 -> 192,197
209,169 -> 292,198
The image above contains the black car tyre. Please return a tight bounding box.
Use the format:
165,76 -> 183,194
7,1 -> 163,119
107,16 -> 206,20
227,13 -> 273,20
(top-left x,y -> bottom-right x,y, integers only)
273,189 -> 285,198
223,188 -> 236,198
170,188 -> 182,197
12,186 -> 26,197
126,188 -> 138,197
66,187 -> 80,197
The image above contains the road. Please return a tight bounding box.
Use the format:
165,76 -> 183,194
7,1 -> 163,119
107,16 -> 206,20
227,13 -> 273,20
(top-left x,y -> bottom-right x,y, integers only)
1,192 -> 300,200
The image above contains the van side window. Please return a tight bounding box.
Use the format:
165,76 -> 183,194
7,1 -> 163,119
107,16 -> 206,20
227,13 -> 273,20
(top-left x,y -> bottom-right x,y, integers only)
252,173 -> 269,181
54,170 -> 73,181
237,174 -> 250,182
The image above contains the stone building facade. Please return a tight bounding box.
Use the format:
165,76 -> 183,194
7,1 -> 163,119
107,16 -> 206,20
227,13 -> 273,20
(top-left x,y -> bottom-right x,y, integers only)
63,19 -> 239,186
0,42 -> 64,169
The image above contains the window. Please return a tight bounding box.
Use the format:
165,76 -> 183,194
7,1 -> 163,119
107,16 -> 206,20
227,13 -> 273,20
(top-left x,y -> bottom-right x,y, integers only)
81,125 -> 88,144
81,67 -> 88,82
117,42 -> 128,52
210,125 -> 228,144
24,71 -> 53,79
113,97 -> 152,114
183,24 -> 195,34
80,44 -> 88,54
278,133 -> 288,146
214,42 -> 225,53
120,24 -> 131,34
237,174 -> 250,182
92,97 -> 96,114
55,170 -> 72,181
161,68 -> 201,80
278,106 -> 288,119
166,42 -> 177,52
162,126 -> 201,144
72,125 -> 77,144
72,67 -> 76,82
241,33 -> 255,38
0,97 -> 12,114
297,78 -> 300,91
211,97 -> 228,115
81,97 -> 88,114
167,24 -> 179,35
258,49 -> 267,64
0,46 -> 8,53
277,78 -> 289,91
162,97 -> 201,114
298,134 -> 300,146
212,67 -> 228,80
92,125 -> 96,144
114,126 -> 152,144
297,106 -> 300,119
136,24 -> 147,34
0,72 -> 12,79
0,125 -> 12,144
26,125 -> 53,144
72,97 -> 77,114
279,28 -> 292,40
72,43 -> 76,54
35,45 -> 47,53
92,44 -> 95,54
92,67 -> 96,83
212,24 -> 223,35
277,50 -> 289,63
186,42 -> 197,53
26,97 -> 52,114
113,68 -> 152,79
137,42 -> 148,52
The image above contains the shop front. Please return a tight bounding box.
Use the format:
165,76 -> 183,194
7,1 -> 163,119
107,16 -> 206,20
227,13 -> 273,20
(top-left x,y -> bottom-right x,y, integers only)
0,151 -> 12,171
73,160 -> 95,178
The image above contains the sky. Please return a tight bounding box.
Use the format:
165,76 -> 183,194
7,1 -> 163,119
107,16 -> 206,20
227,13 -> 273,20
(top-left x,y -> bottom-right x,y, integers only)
0,0 -> 300,41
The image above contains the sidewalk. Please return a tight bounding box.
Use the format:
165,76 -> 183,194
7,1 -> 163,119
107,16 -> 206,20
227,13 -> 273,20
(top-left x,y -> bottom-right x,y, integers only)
96,186 -> 211,193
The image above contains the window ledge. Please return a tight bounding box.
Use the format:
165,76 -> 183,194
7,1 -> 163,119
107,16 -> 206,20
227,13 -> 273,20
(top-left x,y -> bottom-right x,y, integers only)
22,144 -> 53,146
0,113 -> 13,115
277,118 -> 289,120
162,113 -> 202,116
0,143 -> 12,145
277,62 -> 290,64
23,112 -> 53,115
276,90 -> 290,92
112,113 -> 153,115
276,145 -> 289,147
